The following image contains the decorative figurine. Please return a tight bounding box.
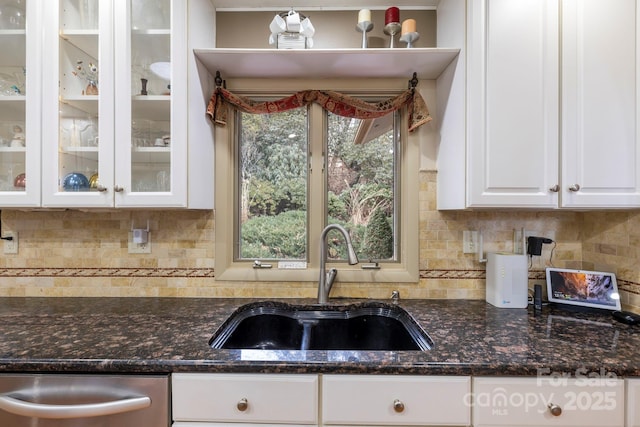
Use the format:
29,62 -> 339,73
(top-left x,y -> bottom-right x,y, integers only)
10,125 -> 25,147
72,60 -> 99,95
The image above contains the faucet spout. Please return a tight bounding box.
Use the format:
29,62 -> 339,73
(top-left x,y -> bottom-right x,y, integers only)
318,224 -> 359,304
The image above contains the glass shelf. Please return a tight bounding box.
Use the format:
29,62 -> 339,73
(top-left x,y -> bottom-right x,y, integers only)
59,30 -> 99,58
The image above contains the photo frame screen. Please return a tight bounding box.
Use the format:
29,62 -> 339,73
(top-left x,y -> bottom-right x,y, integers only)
546,268 -> 621,311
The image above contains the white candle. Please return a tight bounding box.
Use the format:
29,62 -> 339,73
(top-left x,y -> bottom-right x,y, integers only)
358,9 -> 371,24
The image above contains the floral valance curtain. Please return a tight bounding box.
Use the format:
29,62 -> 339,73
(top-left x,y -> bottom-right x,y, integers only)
206,86 -> 432,132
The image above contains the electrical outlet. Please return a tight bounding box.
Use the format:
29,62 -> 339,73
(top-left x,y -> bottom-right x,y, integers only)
513,228 -> 534,254
3,231 -> 18,254
463,230 -> 478,254
128,231 -> 151,254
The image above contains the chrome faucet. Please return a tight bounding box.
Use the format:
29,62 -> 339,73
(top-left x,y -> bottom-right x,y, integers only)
317,224 -> 359,304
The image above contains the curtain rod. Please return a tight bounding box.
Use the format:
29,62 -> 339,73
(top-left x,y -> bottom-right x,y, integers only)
215,70 -> 419,89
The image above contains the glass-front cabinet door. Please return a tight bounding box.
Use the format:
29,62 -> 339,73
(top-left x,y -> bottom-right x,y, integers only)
0,0 -> 41,207
41,0 -> 186,208
114,0 -> 186,207
42,0 -> 113,207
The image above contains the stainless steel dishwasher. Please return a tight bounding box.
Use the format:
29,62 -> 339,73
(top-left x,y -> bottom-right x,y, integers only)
0,374 -> 169,426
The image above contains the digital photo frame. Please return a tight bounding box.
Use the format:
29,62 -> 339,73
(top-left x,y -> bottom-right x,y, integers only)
545,267 -> 621,311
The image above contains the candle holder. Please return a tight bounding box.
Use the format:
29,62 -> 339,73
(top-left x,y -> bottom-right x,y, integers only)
383,22 -> 402,48
356,21 -> 373,48
400,31 -> 420,48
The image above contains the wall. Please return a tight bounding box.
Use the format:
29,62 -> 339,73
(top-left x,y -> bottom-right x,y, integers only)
1,9 -> 637,312
0,174 -> 638,313
215,10 -> 437,49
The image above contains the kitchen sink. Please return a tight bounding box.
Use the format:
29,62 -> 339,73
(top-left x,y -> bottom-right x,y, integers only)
209,301 -> 433,351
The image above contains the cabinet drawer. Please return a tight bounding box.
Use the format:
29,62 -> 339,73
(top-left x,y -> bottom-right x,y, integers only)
321,375 -> 470,426
473,377 -> 624,426
172,373 -> 318,423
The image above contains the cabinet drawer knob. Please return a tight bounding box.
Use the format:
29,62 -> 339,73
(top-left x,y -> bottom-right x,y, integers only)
568,184 -> 581,192
393,399 -> 405,413
549,184 -> 560,193
547,403 -> 562,416
237,398 -> 248,411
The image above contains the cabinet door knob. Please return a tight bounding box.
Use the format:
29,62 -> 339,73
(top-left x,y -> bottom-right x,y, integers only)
393,399 -> 405,413
547,403 -> 562,416
237,398 -> 248,411
96,185 -> 108,192
568,184 -> 581,192
114,186 -> 125,193
549,184 -> 560,192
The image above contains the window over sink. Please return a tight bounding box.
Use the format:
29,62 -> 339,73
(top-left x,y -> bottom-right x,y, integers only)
214,78 -> 420,284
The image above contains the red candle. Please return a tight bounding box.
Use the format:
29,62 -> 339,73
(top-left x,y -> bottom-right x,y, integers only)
385,7 -> 400,25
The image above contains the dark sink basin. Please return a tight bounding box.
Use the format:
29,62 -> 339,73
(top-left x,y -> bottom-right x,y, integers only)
209,301 -> 433,351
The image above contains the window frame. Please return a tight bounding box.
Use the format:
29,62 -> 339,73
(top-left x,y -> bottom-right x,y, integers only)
214,78 -> 419,284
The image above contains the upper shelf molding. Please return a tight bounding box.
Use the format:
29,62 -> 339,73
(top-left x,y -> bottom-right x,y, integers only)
194,48 -> 460,80
209,0 -> 440,11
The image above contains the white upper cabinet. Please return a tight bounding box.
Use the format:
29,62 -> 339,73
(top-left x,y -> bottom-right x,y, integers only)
0,0 -> 42,207
41,0 -> 192,208
439,0 -> 640,209
561,0 -> 640,208
466,0 -> 559,208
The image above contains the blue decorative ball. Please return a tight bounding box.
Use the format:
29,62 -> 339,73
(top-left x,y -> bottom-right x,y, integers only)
62,172 -> 90,191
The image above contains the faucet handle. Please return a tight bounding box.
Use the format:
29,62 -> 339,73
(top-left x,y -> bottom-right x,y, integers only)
326,268 -> 338,287
391,290 -> 400,302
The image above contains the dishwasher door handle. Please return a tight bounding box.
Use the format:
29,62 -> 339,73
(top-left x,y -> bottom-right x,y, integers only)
0,394 -> 151,419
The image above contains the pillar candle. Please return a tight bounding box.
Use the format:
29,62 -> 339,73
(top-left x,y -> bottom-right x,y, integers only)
385,7 -> 400,25
358,9 -> 371,24
401,18 -> 416,35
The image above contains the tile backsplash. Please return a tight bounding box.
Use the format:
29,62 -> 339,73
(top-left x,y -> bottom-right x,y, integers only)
0,171 -> 638,312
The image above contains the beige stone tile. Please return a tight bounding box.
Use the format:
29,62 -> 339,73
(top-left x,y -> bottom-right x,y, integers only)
1,174 -> 640,299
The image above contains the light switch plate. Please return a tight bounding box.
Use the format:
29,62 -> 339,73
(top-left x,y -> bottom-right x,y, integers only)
462,230 -> 478,254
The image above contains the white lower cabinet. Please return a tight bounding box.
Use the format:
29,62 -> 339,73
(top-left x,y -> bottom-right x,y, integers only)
172,374 -> 632,427
628,378 -> 640,427
171,374 -> 471,427
472,377 -> 625,427
322,374 -> 471,426
172,373 -> 318,426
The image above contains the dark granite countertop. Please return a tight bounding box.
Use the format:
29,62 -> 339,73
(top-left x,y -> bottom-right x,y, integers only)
0,297 -> 638,377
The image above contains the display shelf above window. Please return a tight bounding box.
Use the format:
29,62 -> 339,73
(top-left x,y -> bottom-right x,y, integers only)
193,48 -> 460,80
210,1 -> 441,10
